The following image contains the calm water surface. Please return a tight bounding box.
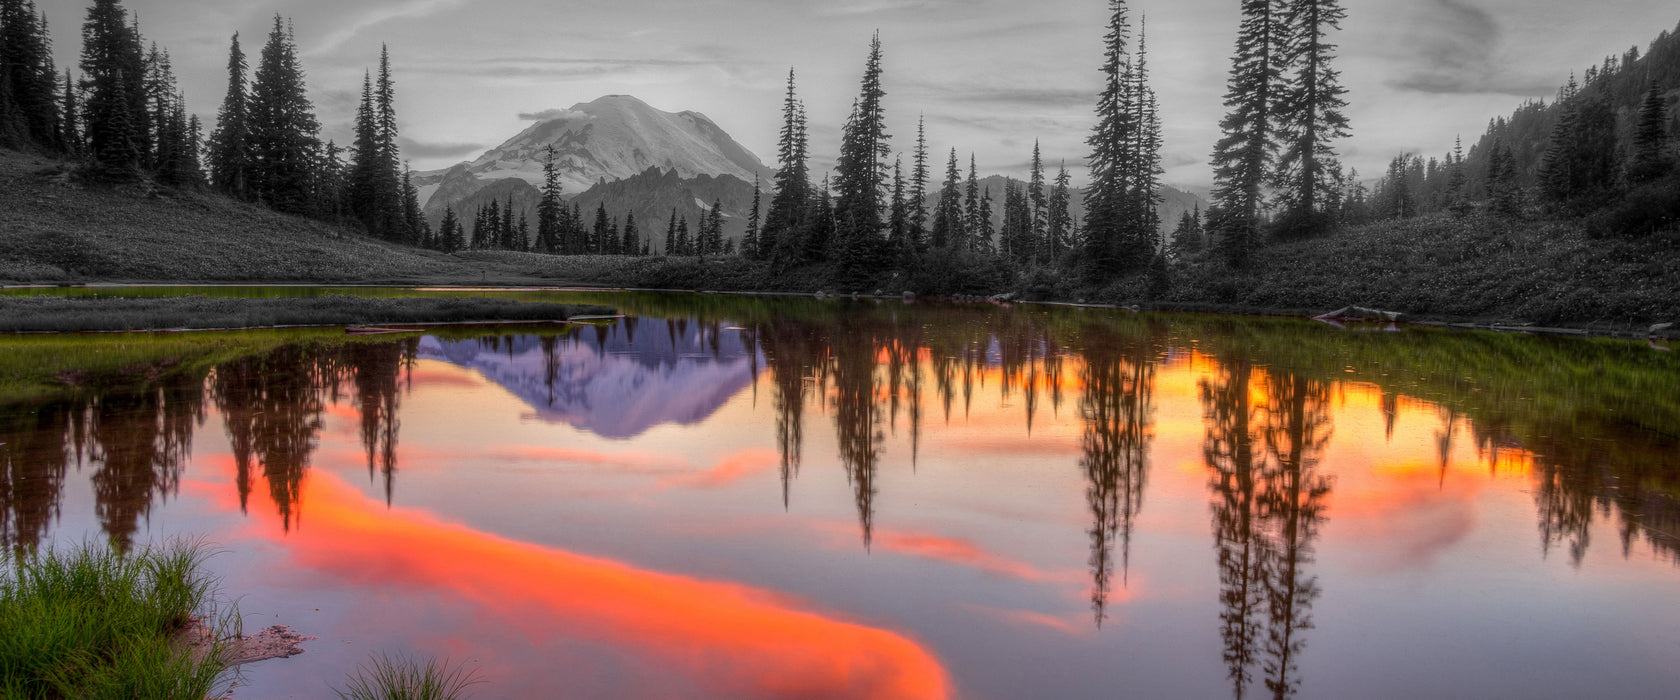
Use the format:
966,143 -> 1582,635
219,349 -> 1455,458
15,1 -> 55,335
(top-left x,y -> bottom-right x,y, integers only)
2,290 -> 1678,699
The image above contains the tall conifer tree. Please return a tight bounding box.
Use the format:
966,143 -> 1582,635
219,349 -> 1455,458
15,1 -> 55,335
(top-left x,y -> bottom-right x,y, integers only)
1210,0 -> 1286,266
245,16 -> 319,214
208,33 -> 251,198
1275,0 -> 1350,229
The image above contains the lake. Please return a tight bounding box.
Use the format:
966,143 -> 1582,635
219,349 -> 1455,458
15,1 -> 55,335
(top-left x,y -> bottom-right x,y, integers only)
2,289 -> 1678,699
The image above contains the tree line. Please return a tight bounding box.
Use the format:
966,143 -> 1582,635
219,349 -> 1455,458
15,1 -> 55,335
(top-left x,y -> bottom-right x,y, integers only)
1359,24 -> 1679,234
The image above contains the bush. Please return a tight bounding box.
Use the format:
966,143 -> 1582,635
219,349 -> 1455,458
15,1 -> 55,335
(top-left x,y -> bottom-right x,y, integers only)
1591,175 -> 1680,239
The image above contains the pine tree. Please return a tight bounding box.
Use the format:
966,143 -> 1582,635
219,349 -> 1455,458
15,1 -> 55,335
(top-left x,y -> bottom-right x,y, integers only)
79,0 -> 147,180
1047,163 -> 1073,261
1,0 -> 61,150
931,148 -> 963,249
1083,0 -> 1159,276
705,199 -> 725,256
621,212 -> 639,256
438,206 -> 461,252
535,145 -> 563,253
245,16 -> 319,214
909,115 -> 930,253
1127,18 -> 1164,254
208,33 -> 251,198
664,209 -> 678,256
1274,0 -> 1350,230
976,186 -> 996,254
743,174 -> 762,259
592,203 -> 611,255
60,69 -> 81,156
401,165 -> 428,244
1629,83 -> 1673,184
832,33 -> 891,276
1210,0 -> 1286,267
963,153 -> 981,251
765,68 -> 811,265
888,155 -> 911,263
675,215 -> 692,256
1028,140 -> 1047,264
1446,136 -> 1471,216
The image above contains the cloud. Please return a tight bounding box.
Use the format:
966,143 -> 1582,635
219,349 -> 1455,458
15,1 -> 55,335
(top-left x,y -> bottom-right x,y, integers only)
397,136 -> 486,159
518,108 -> 590,122
308,0 -> 472,56
1387,0 -> 1556,97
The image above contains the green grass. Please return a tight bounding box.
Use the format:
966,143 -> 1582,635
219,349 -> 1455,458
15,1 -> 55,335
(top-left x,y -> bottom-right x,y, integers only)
0,295 -> 614,333
333,654 -> 481,700
0,540 -> 233,700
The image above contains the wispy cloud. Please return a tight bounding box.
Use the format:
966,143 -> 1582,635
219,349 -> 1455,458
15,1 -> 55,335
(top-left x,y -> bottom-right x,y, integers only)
397,136 -> 485,159
308,0 -> 472,56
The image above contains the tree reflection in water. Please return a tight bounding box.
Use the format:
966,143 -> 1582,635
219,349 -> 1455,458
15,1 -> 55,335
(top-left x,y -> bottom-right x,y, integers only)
1078,325 -> 1156,628
1203,359 -> 1333,700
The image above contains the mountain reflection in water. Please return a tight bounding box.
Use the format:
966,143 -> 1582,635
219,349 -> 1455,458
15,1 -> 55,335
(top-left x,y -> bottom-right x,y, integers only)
2,297 -> 1678,699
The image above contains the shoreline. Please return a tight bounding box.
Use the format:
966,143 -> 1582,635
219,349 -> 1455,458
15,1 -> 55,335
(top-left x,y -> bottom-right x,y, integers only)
3,281 -> 1674,341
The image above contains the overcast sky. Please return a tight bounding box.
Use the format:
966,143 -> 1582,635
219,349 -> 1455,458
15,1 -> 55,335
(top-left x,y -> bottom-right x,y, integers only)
44,0 -> 1680,188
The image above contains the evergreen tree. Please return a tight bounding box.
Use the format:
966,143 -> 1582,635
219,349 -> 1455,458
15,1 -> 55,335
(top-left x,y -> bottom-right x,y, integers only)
349,47 -> 405,240
1540,93 -> 1619,205
743,174 -> 762,259
621,212 -> 639,256
705,198 -> 725,256
1083,0 -> 1160,276
963,153 -> 981,251
61,69 -> 81,156
79,0 -> 147,180
1274,0 -> 1350,229
401,164 -> 428,244
675,215 -> 692,256
909,115 -> 930,252
317,139 -> 347,220
1210,0 -> 1286,266
1028,140 -> 1047,264
931,148 -> 963,249
592,203 -> 611,255
208,33 -> 251,198
888,155 -> 911,263
1,0 -> 62,150
1047,163 -> 1073,261
664,209 -> 678,256
832,33 -> 891,276
977,186 -> 996,254
1445,136 -> 1471,216
245,17 -> 319,214
804,179 -> 836,262
1629,82 -> 1673,184
765,68 -> 811,265
535,145 -> 563,253
438,206 -> 461,252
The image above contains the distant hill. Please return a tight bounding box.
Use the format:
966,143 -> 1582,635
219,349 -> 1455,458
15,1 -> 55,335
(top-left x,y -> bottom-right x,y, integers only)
1462,20 -> 1680,196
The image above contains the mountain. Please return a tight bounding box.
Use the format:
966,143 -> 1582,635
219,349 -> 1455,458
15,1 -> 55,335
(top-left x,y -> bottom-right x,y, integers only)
569,168 -> 759,250
418,95 -> 773,224
416,318 -> 760,439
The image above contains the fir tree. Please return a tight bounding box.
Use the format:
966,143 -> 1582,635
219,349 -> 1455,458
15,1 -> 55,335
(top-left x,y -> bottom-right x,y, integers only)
401,164 -> 428,244
765,68 -> 811,265
1210,0 -> 1286,266
535,145 -> 564,253
593,203 -> 611,255
1274,0 -> 1350,229
1083,0 -> 1160,276
621,212 -> 639,256
675,215 -> 692,256
438,206 -> 461,252
833,33 -> 891,276
743,174 -> 762,259
665,209 -> 678,256
245,16 -> 320,214
931,148 -> 963,249
1629,83 -> 1673,184
888,155 -> 911,263
1047,163 -> 1073,261
909,115 -> 930,252
1,0 -> 62,150
1028,140 -> 1047,264
705,199 -> 725,256
208,33 -> 251,198
963,153 -> 981,251
976,186 -> 996,254
61,69 -> 81,156
79,0 -> 147,180
1446,136 -> 1471,216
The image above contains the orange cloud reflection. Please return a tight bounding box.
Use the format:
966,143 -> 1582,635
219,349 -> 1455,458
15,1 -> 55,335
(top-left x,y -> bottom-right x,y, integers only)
262,474 -> 952,699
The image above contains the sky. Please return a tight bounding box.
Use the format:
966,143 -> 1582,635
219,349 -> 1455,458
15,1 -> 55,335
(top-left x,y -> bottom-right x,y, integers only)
43,0 -> 1680,189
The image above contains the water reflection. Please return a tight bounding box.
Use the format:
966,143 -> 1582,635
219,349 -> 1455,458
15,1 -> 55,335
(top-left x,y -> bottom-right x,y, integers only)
3,297 -> 1679,698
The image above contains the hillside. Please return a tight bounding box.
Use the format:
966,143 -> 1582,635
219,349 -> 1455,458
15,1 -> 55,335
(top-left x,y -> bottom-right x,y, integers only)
0,151 -> 539,285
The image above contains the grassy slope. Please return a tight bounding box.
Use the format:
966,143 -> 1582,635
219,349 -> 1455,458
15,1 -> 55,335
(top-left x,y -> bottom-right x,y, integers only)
0,151 -> 539,285
1168,214 -> 1680,327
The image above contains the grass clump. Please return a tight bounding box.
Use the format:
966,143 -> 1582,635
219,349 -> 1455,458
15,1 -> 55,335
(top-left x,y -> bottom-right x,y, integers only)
0,295 -> 616,333
334,653 -> 481,700
0,540 -> 232,699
